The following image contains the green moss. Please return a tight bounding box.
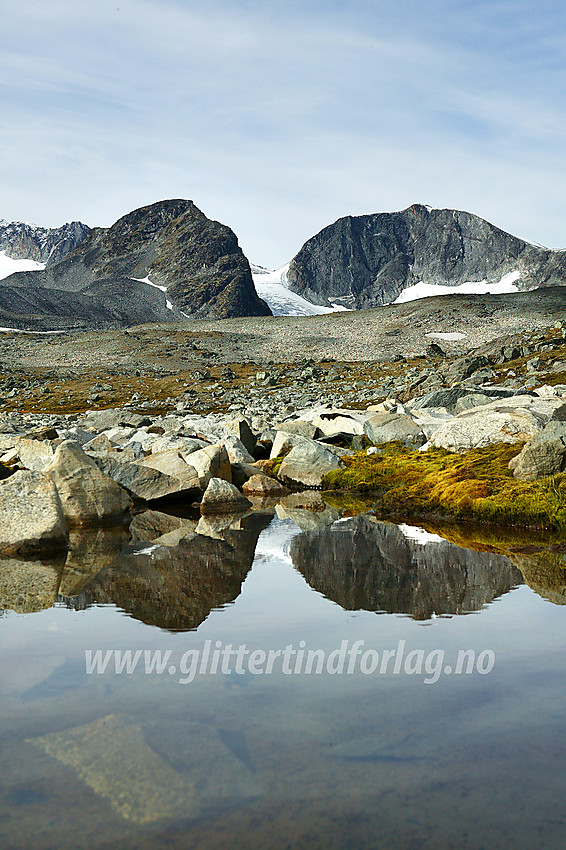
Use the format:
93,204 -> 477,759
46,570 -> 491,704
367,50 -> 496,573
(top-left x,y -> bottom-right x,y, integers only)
323,441 -> 566,529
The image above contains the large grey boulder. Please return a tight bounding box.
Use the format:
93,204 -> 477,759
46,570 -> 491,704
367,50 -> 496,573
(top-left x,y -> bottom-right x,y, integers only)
270,431 -> 306,460
44,440 -> 131,526
430,395 -> 566,452
200,478 -> 252,515
16,437 -> 58,471
140,451 -> 200,487
364,413 -> 426,448
278,439 -> 344,488
273,420 -> 322,440
311,410 -> 370,438
222,435 -> 255,464
0,470 -> 68,556
222,416 -> 257,456
242,474 -> 289,497
509,421 -> 566,480
93,455 -> 201,501
184,443 -> 231,488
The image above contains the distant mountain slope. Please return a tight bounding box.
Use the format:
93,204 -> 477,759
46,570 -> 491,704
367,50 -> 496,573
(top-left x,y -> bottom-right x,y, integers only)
286,204 -> 566,309
0,200 -> 271,329
0,219 -> 90,265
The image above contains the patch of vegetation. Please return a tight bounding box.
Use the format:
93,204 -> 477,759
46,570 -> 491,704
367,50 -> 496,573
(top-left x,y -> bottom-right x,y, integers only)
322,441 -> 566,529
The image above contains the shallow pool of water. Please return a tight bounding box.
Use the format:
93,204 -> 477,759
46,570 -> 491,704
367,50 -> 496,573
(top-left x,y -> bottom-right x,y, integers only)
2,507 -> 566,848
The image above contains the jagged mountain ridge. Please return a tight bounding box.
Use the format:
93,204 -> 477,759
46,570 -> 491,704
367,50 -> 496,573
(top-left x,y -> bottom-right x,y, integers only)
0,200 -> 271,329
286,204 -> 566,309
0,219 -> 91,265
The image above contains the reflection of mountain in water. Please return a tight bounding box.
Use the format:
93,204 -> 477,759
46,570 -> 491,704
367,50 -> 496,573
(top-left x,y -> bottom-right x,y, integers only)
290,515 -> 523,619
74,511 -> 273,631
509,549 -> 566,606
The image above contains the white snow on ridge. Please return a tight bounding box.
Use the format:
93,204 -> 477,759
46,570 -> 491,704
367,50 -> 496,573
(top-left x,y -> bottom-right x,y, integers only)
393,270 -> 521,304
252,264 -> 351,316
0,250 -> 45,280
131,275 -> 175,312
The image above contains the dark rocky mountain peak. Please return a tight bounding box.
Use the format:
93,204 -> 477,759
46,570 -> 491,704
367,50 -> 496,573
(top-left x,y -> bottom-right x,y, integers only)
0,199 -> 271,330
286,204 -> 566,309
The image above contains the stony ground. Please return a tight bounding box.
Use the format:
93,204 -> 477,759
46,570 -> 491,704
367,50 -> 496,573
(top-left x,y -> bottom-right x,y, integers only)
0,288 -> 565,419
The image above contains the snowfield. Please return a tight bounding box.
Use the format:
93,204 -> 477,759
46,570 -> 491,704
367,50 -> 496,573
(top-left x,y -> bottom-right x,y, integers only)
393,270 -> 521,304
252,264 -> 351,316
0,250 -> 45,280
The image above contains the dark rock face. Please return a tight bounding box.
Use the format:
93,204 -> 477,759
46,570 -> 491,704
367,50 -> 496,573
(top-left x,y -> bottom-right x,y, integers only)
0,200 -> 271,329
290,515 -> 523,619
286,204 -> 566,308
0,219 -> 91,265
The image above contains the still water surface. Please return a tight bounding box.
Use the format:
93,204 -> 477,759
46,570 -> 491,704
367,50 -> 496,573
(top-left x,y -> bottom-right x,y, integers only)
2,505 -> 566,849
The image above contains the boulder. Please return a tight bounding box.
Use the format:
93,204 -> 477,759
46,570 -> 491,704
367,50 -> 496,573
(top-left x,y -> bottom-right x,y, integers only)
242,474 -> 289,496
184,443 -> 231,488
0,470 -> 68,556
140,451 -> 200,487
0,555 -> 64,613
270,431 -> 306,460
311,410 -> 370,438
222,434 -> 255,464
16,437 -> 58,471
278,439 -> 344,488
509,421 -> 566,480
44,441 -> 132,526
454,393 -> 494,414
363,414 -> 426,448
231,461 -> 263,487
222,416 -> 257,456
273,420 -> 322,440
430,396 -> 566,452
200,478 -> 252,515
80,409 -> 152,430
93,455 -> 201,501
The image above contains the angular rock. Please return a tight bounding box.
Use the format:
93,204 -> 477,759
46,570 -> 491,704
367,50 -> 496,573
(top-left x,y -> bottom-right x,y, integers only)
509,421 -> 566,480
363,413 -> 426,448
278,439 -> 344,488
242,474 -> 289,496
0,470 -> 68,556
16,437 -> 58,471
273,420 -> 322,440
93,455 -> 201,501
0,555 -> 64,613
200,477 -> 252,515
454,393 -> 494,414
222,434 -> 255,464
430,395 -> 566,452
186,443 -> 231,488
44,440 -> 131,526
223,416 -> 257,456
140,450 -> 200,486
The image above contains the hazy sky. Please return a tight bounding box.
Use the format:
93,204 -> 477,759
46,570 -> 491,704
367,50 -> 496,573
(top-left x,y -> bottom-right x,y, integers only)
2,0 -> 565,266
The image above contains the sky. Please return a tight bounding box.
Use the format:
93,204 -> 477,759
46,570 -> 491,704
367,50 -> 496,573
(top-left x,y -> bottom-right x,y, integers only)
1,0 -> 566,267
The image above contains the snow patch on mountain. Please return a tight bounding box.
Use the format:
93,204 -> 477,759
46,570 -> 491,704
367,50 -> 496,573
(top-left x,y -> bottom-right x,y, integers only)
252,264 -> 350,316
131,276 -> 175,312
0,250 -> 45,280
393,271 -> 521,304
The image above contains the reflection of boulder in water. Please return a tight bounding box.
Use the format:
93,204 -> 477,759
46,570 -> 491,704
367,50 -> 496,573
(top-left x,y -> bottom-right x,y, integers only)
0,554 -> 65,614
78,511 -> 273,631
58,526 -> 130,599
509,550 -> 566,606
290,515 -> 523,619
